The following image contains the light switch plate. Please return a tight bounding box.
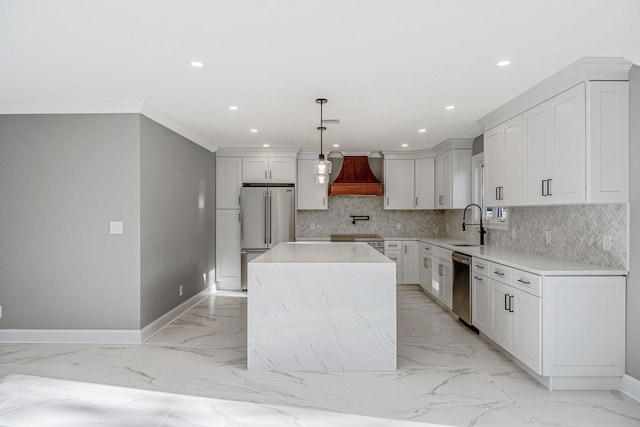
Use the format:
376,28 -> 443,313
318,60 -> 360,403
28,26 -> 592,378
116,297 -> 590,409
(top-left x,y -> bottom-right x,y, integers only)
110,221 -> 124,235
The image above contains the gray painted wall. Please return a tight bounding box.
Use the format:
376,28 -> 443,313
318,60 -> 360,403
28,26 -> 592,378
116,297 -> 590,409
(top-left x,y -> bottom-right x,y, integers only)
627,65 -> 639,380
0,114 -> 141,329
140,116 -> 216,328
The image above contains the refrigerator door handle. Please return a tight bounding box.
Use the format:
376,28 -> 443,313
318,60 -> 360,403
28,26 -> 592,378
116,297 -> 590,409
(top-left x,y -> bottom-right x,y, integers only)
268,191 -> 272,244
263,191 -> 268,244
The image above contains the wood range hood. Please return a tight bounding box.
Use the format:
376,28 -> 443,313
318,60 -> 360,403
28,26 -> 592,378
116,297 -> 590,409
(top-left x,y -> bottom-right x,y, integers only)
329,156 -> 383,196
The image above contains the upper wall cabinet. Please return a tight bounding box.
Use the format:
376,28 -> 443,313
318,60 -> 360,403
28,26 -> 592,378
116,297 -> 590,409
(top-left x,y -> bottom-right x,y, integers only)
586,81 -> 629,203
243,157 -> 296,184
297,159 -> 328,210
216,157 -> 243,209
480,58 -> 631,207
484,116 -> 524,206
384,157 -> 435,210
435,148 -> 472,209
523,83 -> 586,205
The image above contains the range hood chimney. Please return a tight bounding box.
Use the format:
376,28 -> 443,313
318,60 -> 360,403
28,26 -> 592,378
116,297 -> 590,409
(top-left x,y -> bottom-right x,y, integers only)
329,156 -> 383,196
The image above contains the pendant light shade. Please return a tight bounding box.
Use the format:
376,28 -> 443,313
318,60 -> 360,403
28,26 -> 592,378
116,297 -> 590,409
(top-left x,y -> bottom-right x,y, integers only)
313,98 -> 332,184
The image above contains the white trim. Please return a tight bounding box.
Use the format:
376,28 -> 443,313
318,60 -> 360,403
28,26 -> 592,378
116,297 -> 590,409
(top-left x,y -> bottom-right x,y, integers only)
0,100 -> 144,114
621,374 -> 640,402
0,288 -> 211,344
478,57 -> 632,130
0,100 -> 217,154
215,147 -> 299,158
139,102 -> 217,153
140,287 -> 211,342
0,329 -> 141,344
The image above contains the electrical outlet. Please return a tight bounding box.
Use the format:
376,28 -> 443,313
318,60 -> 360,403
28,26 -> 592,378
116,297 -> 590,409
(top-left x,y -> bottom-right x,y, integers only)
545,230 -> 552,245
179,285 -> 184,296
396,223 -> 401,230
310,223 -> 316,230
109,221 -> 124,235
603,235 -> 612,251
0,305 -> 2,319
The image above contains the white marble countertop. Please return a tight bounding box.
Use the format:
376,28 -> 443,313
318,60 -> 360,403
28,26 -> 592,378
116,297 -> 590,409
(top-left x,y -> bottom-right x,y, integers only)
413,237 -> 626,276
253,242 -> 393,264
295,236 -> 626,276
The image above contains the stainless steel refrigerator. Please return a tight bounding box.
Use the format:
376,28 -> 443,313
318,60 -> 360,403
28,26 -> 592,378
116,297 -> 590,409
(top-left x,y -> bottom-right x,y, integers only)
240,185 -> 295,290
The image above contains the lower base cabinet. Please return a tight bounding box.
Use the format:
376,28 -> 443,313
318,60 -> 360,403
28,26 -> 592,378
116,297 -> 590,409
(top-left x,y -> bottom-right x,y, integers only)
215,209 -> 241,291
472,256 -> 624,390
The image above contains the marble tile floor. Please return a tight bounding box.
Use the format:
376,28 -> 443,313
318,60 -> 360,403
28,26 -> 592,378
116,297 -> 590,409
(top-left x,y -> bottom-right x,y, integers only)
0,285 -> 639,426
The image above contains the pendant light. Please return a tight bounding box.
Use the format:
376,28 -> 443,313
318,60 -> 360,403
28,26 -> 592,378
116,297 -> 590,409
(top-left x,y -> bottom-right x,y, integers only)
313,98 -> 332,184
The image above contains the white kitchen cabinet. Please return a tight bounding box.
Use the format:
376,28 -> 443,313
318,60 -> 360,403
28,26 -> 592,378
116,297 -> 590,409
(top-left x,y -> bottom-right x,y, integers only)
488,279 -> 513,350
542,276 -> 625,379
384,160 -> 415,210
401,241 -> 419,284
243,157 -> 295,184
415,157 -> 435,209
435,149 -> 472,209
523,83 -> 586,205
430,246 -> 453,309
511,287 -> 542,373
471,259 -> 490,333
586,81 -> 629,203
484,116 -> 524,206
418,243 -> 434,293
384,241 -> 402,284
297,159 -> 327,210
215,209 -> 241,291
216,157 -> 243,209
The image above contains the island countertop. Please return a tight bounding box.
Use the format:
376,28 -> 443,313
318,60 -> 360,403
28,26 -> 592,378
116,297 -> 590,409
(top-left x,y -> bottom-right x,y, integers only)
252,242 -> 393,264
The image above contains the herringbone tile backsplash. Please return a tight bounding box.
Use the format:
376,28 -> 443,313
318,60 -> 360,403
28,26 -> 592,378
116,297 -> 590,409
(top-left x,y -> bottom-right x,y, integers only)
296,196 -> 442,238
443,204 -> 628,269
297,198 -> 627,269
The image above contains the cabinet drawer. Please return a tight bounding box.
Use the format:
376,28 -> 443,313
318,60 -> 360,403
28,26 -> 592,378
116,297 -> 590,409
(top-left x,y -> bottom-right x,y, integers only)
472,258 -> 489,275
432,246 -> 453,262
511,269 -> 542,297
421,244 -> 433,256
489,263 -> 512,284
385,241 -> 401,251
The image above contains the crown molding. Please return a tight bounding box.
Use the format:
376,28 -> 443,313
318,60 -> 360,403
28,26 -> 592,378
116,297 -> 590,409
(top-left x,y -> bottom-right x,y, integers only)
215,147 -> 299,158
478,57 -> 633,130
0,101 -> 218,154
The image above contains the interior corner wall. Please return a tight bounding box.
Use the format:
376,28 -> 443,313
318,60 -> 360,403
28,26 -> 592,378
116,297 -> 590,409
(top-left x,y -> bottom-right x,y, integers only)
627,64 -> 640,380
0,114 -> 141,329
139,116 -> 215,329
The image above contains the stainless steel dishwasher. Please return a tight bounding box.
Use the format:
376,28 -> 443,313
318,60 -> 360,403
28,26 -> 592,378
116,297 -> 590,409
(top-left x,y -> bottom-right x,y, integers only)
452,252 -> 475,330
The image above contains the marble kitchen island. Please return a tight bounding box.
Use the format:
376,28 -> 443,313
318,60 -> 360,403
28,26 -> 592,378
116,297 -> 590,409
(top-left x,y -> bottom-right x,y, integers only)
247,242 -> 396,371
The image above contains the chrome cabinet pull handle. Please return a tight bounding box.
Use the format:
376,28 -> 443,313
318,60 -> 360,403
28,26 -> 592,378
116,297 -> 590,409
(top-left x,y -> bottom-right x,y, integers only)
509,295 -> 514,312
474,276 -> 483,281
547,179 -> 552,196
494,270 -> 504,276
542,180 -> 546,196
504,294 -> 509,311
517,278 -> 531,285
475,264 -> 484,269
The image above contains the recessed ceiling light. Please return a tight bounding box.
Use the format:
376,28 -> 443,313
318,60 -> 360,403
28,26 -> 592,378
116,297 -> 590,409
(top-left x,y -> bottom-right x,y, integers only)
497,60 -> 511,67
418,129 -> 427,133
445,105 -> 455,110
190,61 -> 204,68
333,144 -> 340,148
401,143 -> 409,147
250,129 -> 258,133
263,144 -> 270,147
229,106 -> 238,110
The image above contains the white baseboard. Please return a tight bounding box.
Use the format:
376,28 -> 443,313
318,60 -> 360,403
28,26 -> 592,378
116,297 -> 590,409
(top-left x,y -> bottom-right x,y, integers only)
621,374 -> 640,402
0,288 -> 211,344
0,329 -> 141,344
140,288 -> 211,342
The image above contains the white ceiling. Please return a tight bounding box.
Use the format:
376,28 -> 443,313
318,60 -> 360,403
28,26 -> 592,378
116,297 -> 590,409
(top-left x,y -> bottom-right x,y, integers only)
2,0 -> 639,153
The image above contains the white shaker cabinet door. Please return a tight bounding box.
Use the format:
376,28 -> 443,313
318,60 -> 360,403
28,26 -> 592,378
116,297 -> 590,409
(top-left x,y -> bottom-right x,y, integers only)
216,157 -> 243,209
415,157 -> 435,209
472,273 -> 490,333
215,209 -> 241,291
297,159 -> 327,210
384,160 -> 415,210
